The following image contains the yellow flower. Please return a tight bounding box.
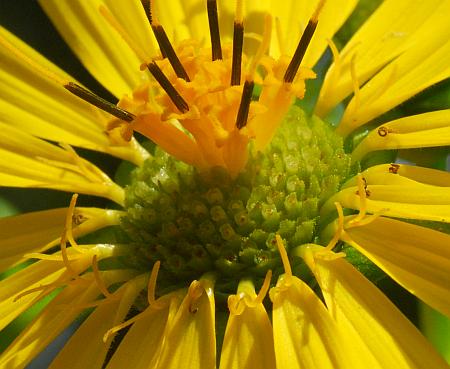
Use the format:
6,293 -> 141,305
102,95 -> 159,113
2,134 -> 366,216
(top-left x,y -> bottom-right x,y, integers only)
0,0 -> 450,368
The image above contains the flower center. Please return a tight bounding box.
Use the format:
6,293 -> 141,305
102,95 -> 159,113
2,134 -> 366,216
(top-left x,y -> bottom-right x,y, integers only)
121,105 -> 352,297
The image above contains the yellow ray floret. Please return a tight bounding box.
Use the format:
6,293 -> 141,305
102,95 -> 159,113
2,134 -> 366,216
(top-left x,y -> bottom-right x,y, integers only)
316,0 -> 450,118
351,110 -> 450,162
306,249 -> 450,369
341,216 -> 450,318
0,270 -> 135,369
220,272 -> 275,369
0,123 -> 125,205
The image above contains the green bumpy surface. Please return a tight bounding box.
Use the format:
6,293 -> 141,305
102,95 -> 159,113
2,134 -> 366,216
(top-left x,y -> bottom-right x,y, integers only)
121,106 -> 353,294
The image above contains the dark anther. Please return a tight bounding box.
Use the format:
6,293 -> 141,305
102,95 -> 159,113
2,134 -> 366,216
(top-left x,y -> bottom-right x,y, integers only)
236,80 -> 254,129
207,0 -> 222,60
151,25 -> 191,81
64,82 -> 135,122
378,127 -> 389,137
283,19 -> 318,83
147,61 -> 189,113
142,0 -> 190,81
389,163 -> 400,174
231,21 -> 244,86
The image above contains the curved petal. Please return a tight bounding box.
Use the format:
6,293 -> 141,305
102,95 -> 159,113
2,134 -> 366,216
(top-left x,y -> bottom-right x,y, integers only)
0,26 -> 148,165
0,270 -> 133,369
155,279 -> 216,369
0,123 -> 124,205
341,217 -> 450,318
269,0 -> 358,66
0,207 -> 123,272
311,252 -> 450,369
316,0 -> 449,117
39,0 -> 149,97
351,110 -> 450,162
48,275 -> 146,369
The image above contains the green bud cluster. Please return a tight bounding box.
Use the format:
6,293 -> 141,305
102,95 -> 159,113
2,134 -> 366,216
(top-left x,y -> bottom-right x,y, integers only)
121,106 -> 352,293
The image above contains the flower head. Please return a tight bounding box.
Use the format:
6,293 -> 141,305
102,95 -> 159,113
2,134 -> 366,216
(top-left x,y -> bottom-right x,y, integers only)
0,0 -> 450,368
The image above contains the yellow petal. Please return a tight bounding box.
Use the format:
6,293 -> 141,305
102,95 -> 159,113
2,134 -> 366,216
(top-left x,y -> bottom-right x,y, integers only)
154,0 -> 208,46
0,244 -> 115,331
0,27 -> 147,165
0,270 -> 133,369
342,164 -> 450,188
338,25 -> 450,135
269,0 -> 357,66
316,0 -> 449,117
325,184 -> 450,222
341,216 -> 450,317
352,110 -> 450,162
0,207 -> 123,272
0,123 -> 124,205
48,275 -> 146,369
39,0 -> 148,97
270,275 -> 355,369
106,296 -> 180,369
219,281 -> 275,369
311,252 -> 450,369
156,279 -> 216,369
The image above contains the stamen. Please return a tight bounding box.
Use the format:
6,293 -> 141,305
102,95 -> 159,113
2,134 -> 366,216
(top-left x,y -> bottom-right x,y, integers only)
207,0 -> 222,60
253,270 -> 272,305
325,202 -> 344,251
275,234 -> 292,278
92,254 -> 112,298
230,0 -> 244,86
64,82 -> 136,122
144,1 -> 190,81
351,175 -> 368,224
147,261 -> 161,305
64,193 -> 86,253
283,0 -> 325,83
235,80 -> 254,129
147,61 -> 190,113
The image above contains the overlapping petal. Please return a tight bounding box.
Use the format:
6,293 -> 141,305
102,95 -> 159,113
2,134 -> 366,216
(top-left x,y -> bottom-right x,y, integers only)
155,279 -> 216,369
341,216 -> 450,318
270,274 -> 359,369
325,181 -> 450,222
0,27 -> 147,165
0,270 -> 134,369
310,251 -> 450,369
0,207 -> 123,272
39,0 -> 150,97
0,123 -> 124,205
351,110 -> 450,162
106,296 -> 180,369
268,0 -> 357,67
316,0 -> 450,118
48,274 -> 146,369
219,281 -> 275,369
